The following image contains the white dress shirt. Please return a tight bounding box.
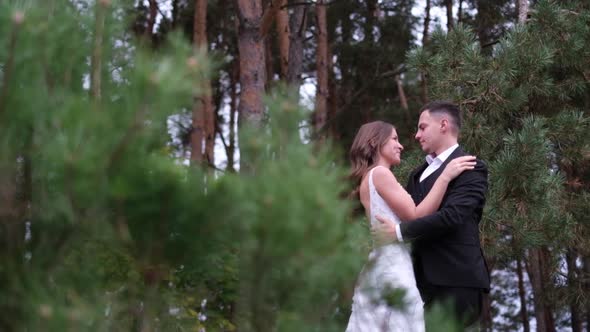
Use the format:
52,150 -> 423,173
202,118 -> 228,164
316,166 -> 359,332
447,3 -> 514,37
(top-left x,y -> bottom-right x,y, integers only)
395,144 -> 459,241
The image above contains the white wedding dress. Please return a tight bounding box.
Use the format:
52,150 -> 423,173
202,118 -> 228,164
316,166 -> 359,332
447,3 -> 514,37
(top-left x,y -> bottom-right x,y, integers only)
346,166 -> 425,332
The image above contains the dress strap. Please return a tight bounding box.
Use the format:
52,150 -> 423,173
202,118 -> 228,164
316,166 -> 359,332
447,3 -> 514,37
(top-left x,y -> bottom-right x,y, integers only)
368,166 -> 387,204
368,167 -> 376,194
368,165 -> 387,191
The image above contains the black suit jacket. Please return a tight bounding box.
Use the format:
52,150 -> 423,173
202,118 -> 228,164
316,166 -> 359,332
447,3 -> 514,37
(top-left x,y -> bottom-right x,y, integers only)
400,146 -> 490,291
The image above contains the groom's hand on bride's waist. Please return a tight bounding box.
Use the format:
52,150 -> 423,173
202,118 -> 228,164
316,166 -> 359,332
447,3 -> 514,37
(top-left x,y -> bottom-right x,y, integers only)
372,215 -> 398,245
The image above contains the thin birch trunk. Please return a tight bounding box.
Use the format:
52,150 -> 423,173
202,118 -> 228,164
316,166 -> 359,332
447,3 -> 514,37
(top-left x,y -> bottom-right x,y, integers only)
526,248 -> 556,332
146,0 -> 157,41
567,250 -> 582,332
286,0 -> 307,90
314,0 -> 328,136
327,43 -> 338,139
90,1 -> 108,102
396,74 -> 412,128
190,0 -> 212,165
395,75 -> 408,111
526,248 -> 547,332
260,0 -> 281,86
584,256 -> 590,330
420,0 -> 431,104
445,0 -> 453,31
365,0 -> 377,42
227,61 -> 238,172
518,0 -> 529,24
265,36 -> 274,89
171,0 -> 179,29
517,257 -> 531,332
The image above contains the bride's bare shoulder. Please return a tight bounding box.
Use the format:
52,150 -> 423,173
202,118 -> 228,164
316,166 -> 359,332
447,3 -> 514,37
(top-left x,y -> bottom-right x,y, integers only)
371,166 -> 399,187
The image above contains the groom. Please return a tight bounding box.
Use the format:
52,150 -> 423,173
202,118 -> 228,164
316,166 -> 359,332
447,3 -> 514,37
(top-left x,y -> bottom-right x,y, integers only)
377,100 -> 490,328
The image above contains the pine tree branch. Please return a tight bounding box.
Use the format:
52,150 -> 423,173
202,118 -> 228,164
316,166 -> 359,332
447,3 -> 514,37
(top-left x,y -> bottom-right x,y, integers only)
338,64 -> 406,113
481,39 -> 500,49
316,64 -> 406,135
107,105 -> 148,171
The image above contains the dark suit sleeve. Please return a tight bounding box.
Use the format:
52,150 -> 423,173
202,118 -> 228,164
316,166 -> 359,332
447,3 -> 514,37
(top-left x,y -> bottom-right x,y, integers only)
400,160 -> 488,242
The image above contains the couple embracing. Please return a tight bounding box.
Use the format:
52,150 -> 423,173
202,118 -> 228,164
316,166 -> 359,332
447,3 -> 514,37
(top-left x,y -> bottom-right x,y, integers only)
346,101 -> 490,331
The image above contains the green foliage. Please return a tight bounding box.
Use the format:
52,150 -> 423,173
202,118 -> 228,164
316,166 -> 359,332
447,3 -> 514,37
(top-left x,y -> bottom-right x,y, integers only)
423,302 -> 462,332
233,88 -> 367,331
0,2 -> 367,331
407,0 -> 590,329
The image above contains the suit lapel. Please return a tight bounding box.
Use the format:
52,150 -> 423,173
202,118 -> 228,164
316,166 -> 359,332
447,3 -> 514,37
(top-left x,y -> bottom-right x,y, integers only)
413,162 -> 429,186
406,162 -> 428,204
422,146 -> 466,194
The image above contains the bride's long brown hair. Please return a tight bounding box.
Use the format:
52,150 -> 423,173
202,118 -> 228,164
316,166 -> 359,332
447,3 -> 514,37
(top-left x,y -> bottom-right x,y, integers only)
348,121 -> 395,200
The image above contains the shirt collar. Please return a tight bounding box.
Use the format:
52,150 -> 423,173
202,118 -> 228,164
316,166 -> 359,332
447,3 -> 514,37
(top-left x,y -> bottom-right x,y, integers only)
425,143 -> 459,165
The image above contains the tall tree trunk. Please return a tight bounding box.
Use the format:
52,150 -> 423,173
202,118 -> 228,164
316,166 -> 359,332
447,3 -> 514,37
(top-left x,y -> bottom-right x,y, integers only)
479,256 -> 495,331
540,248 -> 556,331
567,250 -> 583,332
458,0 -> 463,24
395,74 -> 412,128
90,0 -> 107,102
227,60 -> 239,172
326,41 -> 338,139
260,0 -> 280,87
518,0 -> 529,24
314,0 -> 328,137
0,125 -> 30,262
205,92 -> 216,162
20,129 -> 33,255
422,0 -> 431,46
526,248 -> 556,332
265,36 -> 274,89
236,0 -> 266,176
445,0 -> 453,31
517,257 -> 531,332
480,294 -> 492,331
364,0 -> 377,42
275,0 -> 289,79
584,256 -> 590,330
420,0 -> 431,104
286,0 -> 307,90
146,0 -> 158,41
0,172 -> 16,253
395,75 -> 408,111
474,0 -> 493,54
191,0 -> 215,166
171,0 -> 179,29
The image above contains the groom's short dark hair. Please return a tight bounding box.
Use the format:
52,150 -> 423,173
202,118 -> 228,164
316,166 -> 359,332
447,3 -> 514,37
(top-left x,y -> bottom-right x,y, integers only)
420,100 -> 462,132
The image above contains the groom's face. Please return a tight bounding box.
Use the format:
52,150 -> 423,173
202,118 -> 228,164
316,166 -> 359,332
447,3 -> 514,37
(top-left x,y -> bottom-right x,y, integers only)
415,110 -> 442,155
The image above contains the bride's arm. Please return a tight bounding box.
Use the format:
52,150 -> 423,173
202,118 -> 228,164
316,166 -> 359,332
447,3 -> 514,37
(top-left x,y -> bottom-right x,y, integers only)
373,156 -> 476,221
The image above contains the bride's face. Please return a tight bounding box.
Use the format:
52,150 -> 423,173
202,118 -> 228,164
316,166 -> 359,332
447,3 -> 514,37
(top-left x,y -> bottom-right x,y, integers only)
379,128 -> 404,166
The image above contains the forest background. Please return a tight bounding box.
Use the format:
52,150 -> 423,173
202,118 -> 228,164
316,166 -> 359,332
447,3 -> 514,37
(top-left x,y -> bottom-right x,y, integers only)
1,0 -> 589,331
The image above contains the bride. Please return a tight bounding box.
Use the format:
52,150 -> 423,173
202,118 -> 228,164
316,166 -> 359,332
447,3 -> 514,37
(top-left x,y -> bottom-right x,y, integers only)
346,121 -> 475,331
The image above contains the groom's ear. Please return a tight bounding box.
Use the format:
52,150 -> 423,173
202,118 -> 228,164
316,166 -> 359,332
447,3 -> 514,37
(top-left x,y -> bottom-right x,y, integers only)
440,118 -> 449,132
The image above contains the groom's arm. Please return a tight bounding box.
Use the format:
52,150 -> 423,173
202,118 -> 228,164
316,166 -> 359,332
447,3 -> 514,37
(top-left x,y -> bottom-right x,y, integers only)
398,160 -> 488,242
